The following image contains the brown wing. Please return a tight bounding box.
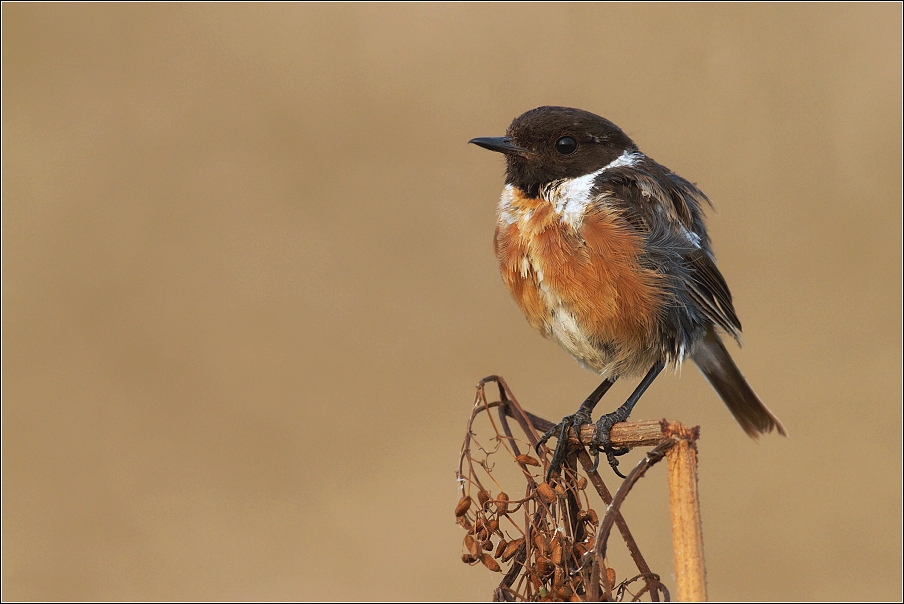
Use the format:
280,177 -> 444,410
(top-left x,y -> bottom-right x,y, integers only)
595,159 -> 743,341
685,248 -> 742,341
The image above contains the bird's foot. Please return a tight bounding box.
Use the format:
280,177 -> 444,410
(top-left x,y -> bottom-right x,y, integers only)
589,409 -> 632,479
535,407 -> 593,482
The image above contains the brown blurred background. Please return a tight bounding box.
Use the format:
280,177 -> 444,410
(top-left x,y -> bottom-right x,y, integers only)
2,4 -> 901,601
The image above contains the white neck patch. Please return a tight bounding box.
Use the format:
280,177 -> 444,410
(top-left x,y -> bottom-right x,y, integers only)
603,150 -> 643,171
498,184 -> 518,225
544,150 -> 644,228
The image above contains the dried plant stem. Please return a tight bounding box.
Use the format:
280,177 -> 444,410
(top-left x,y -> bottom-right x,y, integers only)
508,410 -> 674,452
468,377 -> 706,602
573,419 -> 674,449
663,423 -> 706,601
576,449 -> 664,602
590,440 -> 673,598
521,407 -> 706,602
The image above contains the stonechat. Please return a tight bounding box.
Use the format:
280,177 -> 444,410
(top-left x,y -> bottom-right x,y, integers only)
470,106 -> 786,477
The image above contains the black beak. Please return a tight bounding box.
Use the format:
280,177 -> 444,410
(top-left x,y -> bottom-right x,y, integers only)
468,136 -> 530,156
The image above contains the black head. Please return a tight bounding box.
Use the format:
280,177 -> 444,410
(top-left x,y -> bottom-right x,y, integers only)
469,106 -> 637,195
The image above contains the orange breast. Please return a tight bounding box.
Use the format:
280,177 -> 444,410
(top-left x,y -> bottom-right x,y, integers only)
494,185 -> 666,374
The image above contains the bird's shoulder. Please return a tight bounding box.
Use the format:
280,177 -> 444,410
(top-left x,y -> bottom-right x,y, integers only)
584,155 -> 709,237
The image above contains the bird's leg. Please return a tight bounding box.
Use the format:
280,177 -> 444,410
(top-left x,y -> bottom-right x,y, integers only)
591,362 -> 665,478
536,378 -> 616,482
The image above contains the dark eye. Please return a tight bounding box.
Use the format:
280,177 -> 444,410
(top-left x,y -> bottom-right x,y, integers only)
555,136 -> 577,155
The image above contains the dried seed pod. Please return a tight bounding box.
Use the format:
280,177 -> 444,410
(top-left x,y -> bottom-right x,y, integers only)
555,483 -> 567,498
455,496 -> 471,517
457,515 -> 472,531
461,553 -> 477,564
551,542 -> 563,565
480,553 -> 501,572
588,509 -> 599,524
573,542 -> 588,557
536,482 -> 556,504
502,537 -> 524,562
554,566 -> 565,588
477,528 -> 489,542
486,519 -> 499,534
533,532 -> 549,554
495,492 -> 510,515
474,516 -> 486,533
477,489 -> 490,507
555,586 -> 573,600
576,476 -> 588,490
483,540 -> 493,551
560,541 -> 572,562
464,534 -> 480,557
606,567 -> 617,587
494,538 -> 507,559
535,555 -> 549,575
577,509 -> 590,523
516,454 -> 541,467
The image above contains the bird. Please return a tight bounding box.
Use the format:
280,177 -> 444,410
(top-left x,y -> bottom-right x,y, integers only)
469,106 -> 786,478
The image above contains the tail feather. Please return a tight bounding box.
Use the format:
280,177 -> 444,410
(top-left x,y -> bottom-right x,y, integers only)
691,326 -> 787,438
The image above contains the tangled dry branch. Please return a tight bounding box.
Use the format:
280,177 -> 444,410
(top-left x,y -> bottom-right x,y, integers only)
456,375 -> 689,602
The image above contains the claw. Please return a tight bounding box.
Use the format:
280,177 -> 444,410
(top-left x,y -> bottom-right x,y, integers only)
545,422 -> 573,482
606,449 -> 628,479
590,449 -> 601,473
590,410 -> 634,479
532,378 -> 617,481
536,409 -> 594,482
535,423 -> 558,453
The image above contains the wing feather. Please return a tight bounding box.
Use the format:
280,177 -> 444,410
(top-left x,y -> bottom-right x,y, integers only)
591,159 -> 743,341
